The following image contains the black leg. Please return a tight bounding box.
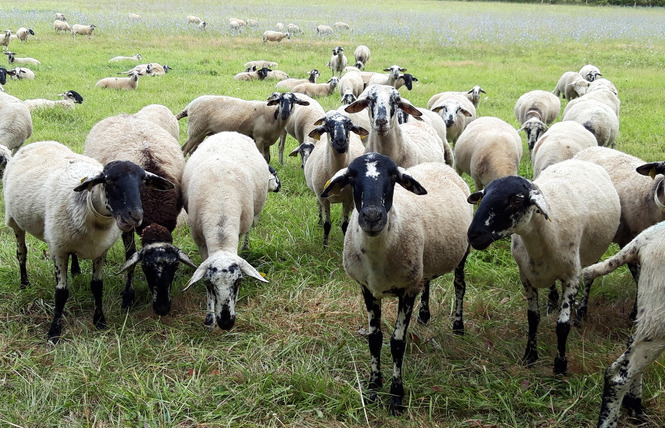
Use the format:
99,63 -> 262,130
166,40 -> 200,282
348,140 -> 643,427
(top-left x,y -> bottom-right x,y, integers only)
546,284 -> 558,315
47,255 -> 70,343
121,232 -> 136,309
452,249 -> 468,334
91,254 -> 107,330
522,283 -> 539,366
417,280 -> 430,325
554,280 -> 578,375
70,253 -> 81,276
388,293 -> 416,416
361,285 -> 383,402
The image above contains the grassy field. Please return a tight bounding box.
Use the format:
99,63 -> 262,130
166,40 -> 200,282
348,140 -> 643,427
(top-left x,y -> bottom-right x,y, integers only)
1,1 -> 665,426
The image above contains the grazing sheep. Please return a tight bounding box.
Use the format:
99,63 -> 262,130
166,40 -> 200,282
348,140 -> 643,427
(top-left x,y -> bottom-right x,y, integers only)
280,93 -> 325,165
329,46 -> 347,77
552,71 -> 589,101
262,31 -> 290,43
430,93 -> 477,144
287,23 -> 302,35
8,67 -> 35,80
198,21 -> 207,31
16,27 -> 34,42
187,16 -> 202,24
24,90 -> 83,111
182,132 -> 279,330
588,77 -> 618,95
426,86 -> 486,109
5,52 -> 40,66
84,115 -> 195,316
108,53 -> 142,63
531,120 -> 597,178
0,91 -> 33,153
467,159 -> 621,375
322,152 -> 472,414
334,21 -> 351,31
133,103 -> 180,140
54,20 -> 71,33
354,45 -> 370,67
247,19 -> 259,27
561,99 -> 619,148
579,64 -> 601,82
229,20 -> 241,35
581,221 -> 665,428
4,140 -> 174,342
275,69 -> 320,91
244,60 -> 278,69
292,76 -> 339,98
338,70 -> 364,104
514,90 -> 561,150
71,24 -> 96,39
96,71 -> 139,90
275,22 -> 284,32
55,13 -> 66,21
453,116 -> 523,191
177,92 -> 310,162
316,25 -> 333,36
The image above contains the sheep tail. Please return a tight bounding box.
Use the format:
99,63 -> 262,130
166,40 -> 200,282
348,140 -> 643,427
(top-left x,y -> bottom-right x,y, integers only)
175,109 -> 188,120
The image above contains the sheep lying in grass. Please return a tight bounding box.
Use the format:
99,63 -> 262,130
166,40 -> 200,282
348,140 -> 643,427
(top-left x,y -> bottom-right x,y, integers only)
262,31 -> 290,43
329,46 -> 347,77
177,92 -> 309,161
430,93 -> 476,144
426,86 -> 486,109
96,71 -> 139,90
244,60 -> 277,69
275,69 -> 320,91
109,53 -> 142,63
5,52 -> 40,66
322,152 -> 472,414
531,120 -> 597,178
467,159 -> 621,375
24,90 -> 83,111
121,63 -> 171,76
71,24 -> 96,39
182,132 -> 279,330
54,20 -> 71,33
367,65 -> 407,87
581,221 -> 665,428
8,67 -> 35,80
4,140 -> 174,343
552,71 -> 588,101
0,91 -> 33,153
234,66 -> 269,81
514,90 -> 561,150
280,93 -> 325,165
292,76 -> 339,98
16,28 -> 35,42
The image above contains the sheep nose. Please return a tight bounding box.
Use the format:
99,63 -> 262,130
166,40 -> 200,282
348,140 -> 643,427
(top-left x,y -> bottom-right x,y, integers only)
362,206 -> 384,225
217,311 -> 236,330
127,209 -> 144,226
375,117 -> 388,127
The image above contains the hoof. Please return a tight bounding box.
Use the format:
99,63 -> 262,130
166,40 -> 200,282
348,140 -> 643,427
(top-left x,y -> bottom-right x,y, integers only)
121,291 -> 135,310
204,313 -> 214,328
522,350 -> 538,367
553,356 -> 568,375
388,396 -> 404,416
417,308 -> 430,325
452,320 -> 464,335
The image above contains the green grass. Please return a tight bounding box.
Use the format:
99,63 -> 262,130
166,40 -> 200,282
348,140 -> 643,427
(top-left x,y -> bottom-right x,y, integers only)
1,1 -> 665,426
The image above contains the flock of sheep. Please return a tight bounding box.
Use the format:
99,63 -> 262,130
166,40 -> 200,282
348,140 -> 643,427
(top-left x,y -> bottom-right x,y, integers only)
0,9 -> 663,428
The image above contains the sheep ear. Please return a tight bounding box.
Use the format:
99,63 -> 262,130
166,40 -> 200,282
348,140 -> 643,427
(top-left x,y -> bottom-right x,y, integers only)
294,97 -> 310,106
321,167 -> 350,198
178,250 -> 198,269
399,68 -> 407,72
480,88 -> 486,94
350,123 -> 369,137
313,116 -> 326,126
397,100 -> 422,118
145,172 -> 175,191
382,67 -> 391,72
396,167 -> 427,195
467,190 -> 484,205
431,105 -> 444,113
529,189 -> 550,221
183,259 -> 212,291
636,162 -> 665,179
118,250 -> 143,273
308,126 -> 325,141
74,173 -> 105,192
289,145 -> 302,157
460,108 -> 473,118
345,97 -> 369,113
236,256 -> 268,283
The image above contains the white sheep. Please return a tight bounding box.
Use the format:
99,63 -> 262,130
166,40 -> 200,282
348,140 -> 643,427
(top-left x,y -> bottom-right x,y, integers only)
177,92 -> 310,162
3,140 -> 174,342
146,63 -> 171,76
514,89 -> 561,150
395,104 -> 453,167
426,86 -> 486,109
128,13 -> 141,21
0,91 -> 32,153
366,65 -> 407,87
247,19 -> 259,27
579,64 -> 601,82
531,120 -> 597,178
552,71 -> 589,101
581,221 -> 665,428
198,21 -> 207,31
54,20 -> 71,33
354,45 -> 370,68
569,85 -> 620,118
71,24 -> 96,39
334,22 -> 351,31
467,159 -> 621,375
275,69 -> 320,91
316,25 -> 333,36
96,71 -> 139,90
328,46 -> 347,77
83,114 -> 195,316
262,31 -> 290,43
24,90 -> 84,111
275,22 -> 284,32
561,98 -> 619,148
264,69 -> 290,81
55,13 -> 66,21
187,15 -> 202,24
292,76 -> 339,98
133,103 -> 179,140
108,53 -> 142,63
287,23 -> 302,35
244,60 -> 278,69
322,152 -> 472,414
229,20 -> 241,35
182,132 -> 279,330
281,93 -> 325,165
16,27 -> 34,42
453,116 -> 523,191
338,70 -> 364,104
8,67 -> 35,80
0,30 -> 12,51
430,93 -> 477,144
5,52 -> 40,66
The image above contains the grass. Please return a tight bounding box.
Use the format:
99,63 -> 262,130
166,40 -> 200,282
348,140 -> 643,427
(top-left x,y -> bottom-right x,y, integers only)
1,0 -> 665,426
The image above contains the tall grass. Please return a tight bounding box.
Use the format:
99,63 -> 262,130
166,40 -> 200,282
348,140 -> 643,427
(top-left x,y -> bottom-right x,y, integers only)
1,1 -> 665,426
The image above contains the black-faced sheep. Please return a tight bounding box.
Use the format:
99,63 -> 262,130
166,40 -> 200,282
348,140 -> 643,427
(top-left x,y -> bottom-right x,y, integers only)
24,90 -> 83,111
16,28 -> 35,42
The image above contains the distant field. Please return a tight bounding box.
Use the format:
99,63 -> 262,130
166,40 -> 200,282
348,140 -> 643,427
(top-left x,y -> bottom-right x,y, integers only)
1,1 -> 665,427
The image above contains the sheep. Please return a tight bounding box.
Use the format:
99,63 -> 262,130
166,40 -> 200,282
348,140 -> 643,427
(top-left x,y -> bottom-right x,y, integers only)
514,90 -> 562,150
334,21 -> 351,31
588,77 -> 619,96
466,158 -> 621,375
229,20 -> 241,35
247,19 -> 259,27
329,46 -> 347,77
395,104 -> 453,167
198,21 -> 207,31
8,67 -> 35,80
120,63 -> 153,76
316,25 -> 333,36
338,70 -> 364,104
108,53 -> 142,63
181,132 -> 279,330
321,152 -> 472,414
16,27 -> 34,42
430,93 -> 477,144
244,60 -> 277,69
234,66 -> 270,81
133,103 -> 180,140
580,221 -> 665,428
55,13 -> 66,21
579,64 -> 601,82
280,93 -> 325,165
453,116 -> 523,191
177,92 -> 310,162
3,140 -> 174,343
426,85 -> 486,109
287,23 -> 302,35
366,65 -> 407,87
128,13 -> 141,21
0,30 -> 12,51
262,31 -> 290,43
83,114 -> 195,316
346,85 -> 446,168
292,76 -> 339,98
54,20 -> 71,33
568,86 -> 620,118
275,22 -> 284,32
71,24 -> 96,39
275,69 -> 320,91
354,45 -> 370,68
561,98 -> 619,148
23,90 -> 84,111
229,18 -> 246,27
5,52 -> 40,66
146,63 -> 171,76
552,71 -> 589,101
96,71 -> 139,90
187,16 -> 202,24
531,120 -> 597,178
0,91 -> 33,153
264,69 -> 290,81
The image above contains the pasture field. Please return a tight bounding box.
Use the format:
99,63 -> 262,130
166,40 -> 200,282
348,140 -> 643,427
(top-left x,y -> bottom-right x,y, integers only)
1,1 -> 665,426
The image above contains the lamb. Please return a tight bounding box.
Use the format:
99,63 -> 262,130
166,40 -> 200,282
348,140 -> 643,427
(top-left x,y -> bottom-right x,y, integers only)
552,71 -> 589,101
561,99 -> 619,148
108,53 -> 142,63
579,64 -> 601,82
466,158 -> 621,375
0,30 -> 12,51
23,90 -> 84,111
531,120 -> 597,178
71,24 -> 96,39
453,116 -> 523,191
244,60 -> 277,69
133,103 -> 180,140
328,46 -> 347,77
0,91 -> 33,153
187,16 -> 202,24
3,140 -> 174,342
182,132 -> 279,330
426,85 -> 486,109
430,93 -> 476,144
262,31 -> 290,43
514,89 -> 561,150
581,221 -> 665,428
280,93 -> 325,165
8,67 -> 35,80
316,25 -> 333,36
177,92 -> 310,162
83,114 -> 195,316
338,70 -> 364,104
16,27 -> 35,42
5,52 -> 41,66
354,45 -> 370,68
54,20 -> 71,33
96,71 -> 139,90
301,111 -> 367,247
292,76 -> 339,98
321,152 -> 472,414
334,22 -> 351,31
274,69 -> 320,91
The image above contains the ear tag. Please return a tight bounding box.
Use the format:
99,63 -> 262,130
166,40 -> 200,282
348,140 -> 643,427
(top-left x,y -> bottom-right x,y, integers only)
80,177 -> 88,183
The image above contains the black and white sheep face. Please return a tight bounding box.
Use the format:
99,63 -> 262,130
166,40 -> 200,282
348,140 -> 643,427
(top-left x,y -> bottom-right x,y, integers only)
308,112 -> 368,154
268,165 -> 281,192
520,119 -> 548,150
467,176 -> 548,250
345,86 -> 422,133
383,65 -> 406,81
433,100 -> 470,128
288,142 -> 315,168
267,92 -> 310,121
62,90 -> 83,104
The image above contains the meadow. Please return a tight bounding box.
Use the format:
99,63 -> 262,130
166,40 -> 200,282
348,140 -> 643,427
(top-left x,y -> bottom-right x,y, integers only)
1,0 -> 665,426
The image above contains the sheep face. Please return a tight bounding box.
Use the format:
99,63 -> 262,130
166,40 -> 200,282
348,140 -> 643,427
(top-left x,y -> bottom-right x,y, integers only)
519,118 -> 548,150
257,67 -> 270,80
432,100 -> 471,128
61,90 -> 83,104
322,153 -> 426,236
267,92 -> 310,121
346,86 -> 421,133
289,142 -> 315,168
268,165 -> 281,192
399,73 -> 418,90
466,176 -> 549,250
308,112 -> 368,154
383,65 -> 406,81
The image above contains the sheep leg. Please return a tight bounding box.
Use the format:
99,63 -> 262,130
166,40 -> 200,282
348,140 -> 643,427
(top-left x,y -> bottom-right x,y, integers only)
452,249 -> 469,335
341,202 -> 351,237
554,280 -> 579,375
417,281 -> 430,325
181,133 -> 207,156
389,292 -> 416,416
121,232 -> 136,309
70,253 -> 81,276
627,262 -> 640,321
13,227 -> 29,288
522,282 -> 540,367
360,285 -> 383,402
546,284 -> 558,315
278,130 -> 287,165
47,255 -> 71,343
322,199 -> 332,248
576,280 -> 593,325
241,232 -> 250,251
90,253 -> 107,330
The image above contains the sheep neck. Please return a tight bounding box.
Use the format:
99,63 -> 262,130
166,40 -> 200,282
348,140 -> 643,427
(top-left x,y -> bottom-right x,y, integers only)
87,187 -> 113,219
365,121 -> 405,164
